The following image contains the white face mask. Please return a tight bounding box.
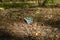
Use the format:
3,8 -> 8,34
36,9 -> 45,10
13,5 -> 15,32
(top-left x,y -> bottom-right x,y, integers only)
24,17 -> 33,24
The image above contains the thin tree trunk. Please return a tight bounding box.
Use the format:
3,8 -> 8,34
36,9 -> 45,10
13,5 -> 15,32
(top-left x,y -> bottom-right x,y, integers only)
42,0 -> 47,6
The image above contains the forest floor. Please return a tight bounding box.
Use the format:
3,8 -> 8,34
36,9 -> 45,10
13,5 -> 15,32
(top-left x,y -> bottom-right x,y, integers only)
0,7 -> 60,40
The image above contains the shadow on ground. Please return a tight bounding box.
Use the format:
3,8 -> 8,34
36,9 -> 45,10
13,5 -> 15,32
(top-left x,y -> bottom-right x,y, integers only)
44,19 -> 60,29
